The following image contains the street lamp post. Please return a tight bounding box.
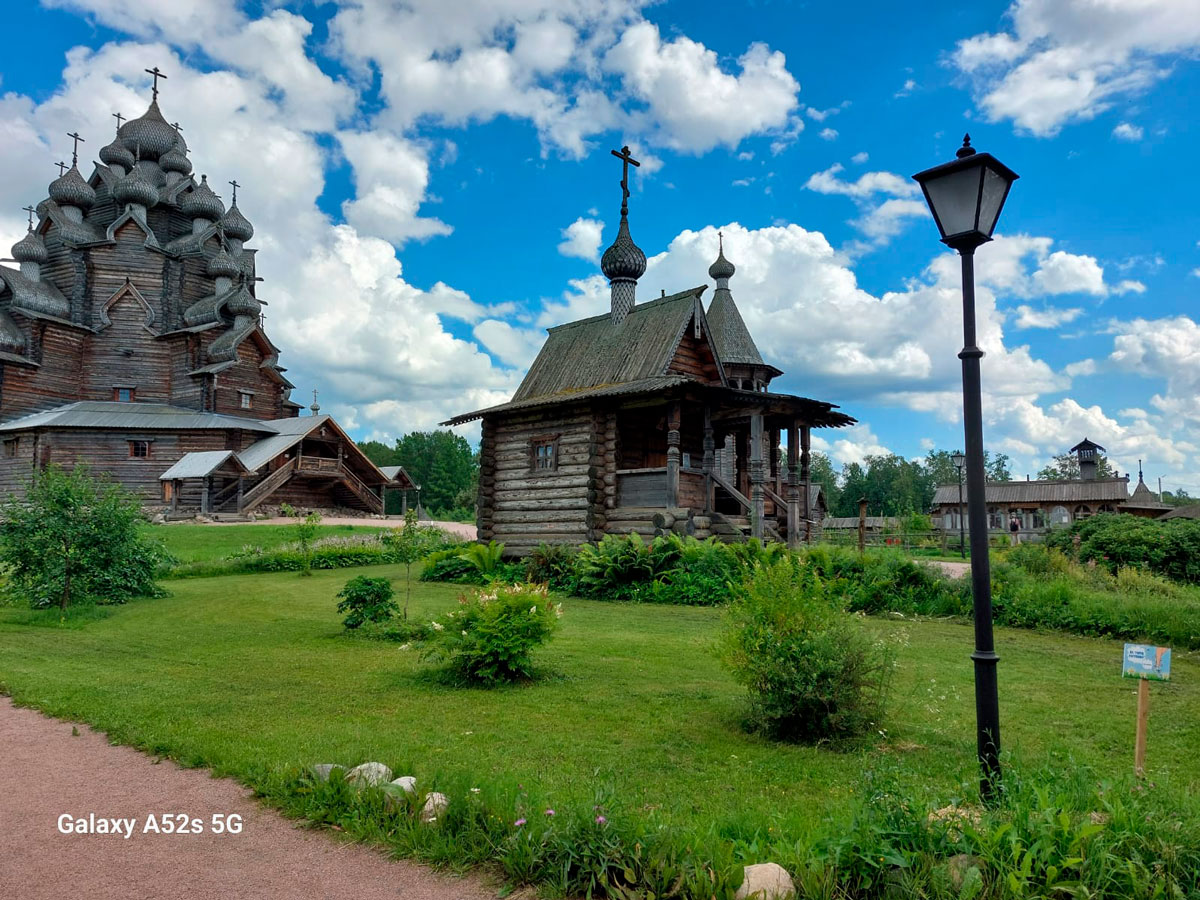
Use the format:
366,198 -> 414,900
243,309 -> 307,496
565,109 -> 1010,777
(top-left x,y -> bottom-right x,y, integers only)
914,134 -> 1018,803
952,451 -> 966,560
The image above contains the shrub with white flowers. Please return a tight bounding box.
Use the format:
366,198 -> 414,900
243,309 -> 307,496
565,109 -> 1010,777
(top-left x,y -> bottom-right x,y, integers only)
423,583 -> 562,685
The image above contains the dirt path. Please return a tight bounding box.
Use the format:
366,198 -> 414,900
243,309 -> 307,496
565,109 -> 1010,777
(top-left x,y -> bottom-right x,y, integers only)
0,699 -> 494,899
930,560 -> 971,578
202,516 -> 479,541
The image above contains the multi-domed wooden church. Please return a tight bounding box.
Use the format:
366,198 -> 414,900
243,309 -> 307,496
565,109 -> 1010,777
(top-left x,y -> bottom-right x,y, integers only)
0,76 -> 406,516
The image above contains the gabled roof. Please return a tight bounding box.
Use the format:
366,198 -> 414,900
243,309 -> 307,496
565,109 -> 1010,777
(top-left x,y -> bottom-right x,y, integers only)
159,450 -> 250,480
1070,437 -> 1106,453
511,287 -> 722,402
1162,503 -> 1200,520
0,401 -> 277,433
1123,478 -> 1171,511
706,286 -> 764,366
442,375 -> 693,426
379,465 -> 418,489
932,478 -> 1130,506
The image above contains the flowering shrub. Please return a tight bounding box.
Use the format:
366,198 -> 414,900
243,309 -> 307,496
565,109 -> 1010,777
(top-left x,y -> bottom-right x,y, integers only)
422,583 -> 561,684
720,558 -> 894,742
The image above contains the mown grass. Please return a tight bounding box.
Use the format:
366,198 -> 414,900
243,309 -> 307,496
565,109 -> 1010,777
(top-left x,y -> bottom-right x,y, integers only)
147,523 -> 389,563
1,564 -> 1197,844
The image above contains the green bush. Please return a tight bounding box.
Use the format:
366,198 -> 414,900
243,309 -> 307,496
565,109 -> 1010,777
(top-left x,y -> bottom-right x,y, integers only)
336,575 -> 398,629
1048,513 -> 1200,583
0,464 -> 171,610
524,542 -> 579,592
719,558 -> 894,742
420,548 -> 485,584
464,540 -> 505,577
421,583 -> 561,684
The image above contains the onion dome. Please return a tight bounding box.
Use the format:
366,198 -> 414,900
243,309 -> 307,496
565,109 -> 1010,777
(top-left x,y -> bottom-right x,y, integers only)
600,215 -> 646,282
708,235 -> 736,280
224,280 -> 260,317
11,228 -> 48,265
117,99 -> 178,160
159,139 -> 192,177
48,166 -> 96,210
206,246 -> 240,280
114,163 -> 159,209
179,175 -> 225,222
100,135 -> 135,171
221,203 -> 253,242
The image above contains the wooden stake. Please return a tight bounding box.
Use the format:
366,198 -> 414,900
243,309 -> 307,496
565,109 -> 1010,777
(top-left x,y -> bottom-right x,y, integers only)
858,497 -> 867,556
1134,678 -> 1150,777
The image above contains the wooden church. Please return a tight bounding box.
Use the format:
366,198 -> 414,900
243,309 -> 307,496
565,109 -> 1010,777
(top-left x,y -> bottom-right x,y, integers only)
0,72 -> 410,516
446,148 -> 853,554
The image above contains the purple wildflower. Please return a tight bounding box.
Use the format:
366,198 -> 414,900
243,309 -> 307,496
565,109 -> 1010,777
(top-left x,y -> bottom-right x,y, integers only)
514,818 -> 526,827
595,815 -> 607,825
545,808 -> 555,817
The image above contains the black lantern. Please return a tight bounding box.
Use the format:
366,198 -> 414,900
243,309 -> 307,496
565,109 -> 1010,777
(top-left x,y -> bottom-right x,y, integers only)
914,135 -> 1018,804
913,135 -> 1019,251
951,451 -> 966,561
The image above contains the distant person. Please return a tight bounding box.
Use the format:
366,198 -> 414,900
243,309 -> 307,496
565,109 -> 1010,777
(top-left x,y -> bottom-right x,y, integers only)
1009,514 -> 1020,546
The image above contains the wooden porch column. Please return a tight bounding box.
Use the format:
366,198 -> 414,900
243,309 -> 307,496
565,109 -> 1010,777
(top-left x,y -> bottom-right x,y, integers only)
749,412 -> 765,539
702,404 -> 715,513
665,400 -> 681,508
170,479 -> 179,513
401,490 -> 408,515
201,476 -> 211,515
801,425 -> 812,543
786,421 -> 800,549
236,475 -> 245,511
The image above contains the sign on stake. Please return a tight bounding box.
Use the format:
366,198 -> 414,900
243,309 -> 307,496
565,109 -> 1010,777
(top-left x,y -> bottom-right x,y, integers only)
1122,643 -> 1171,777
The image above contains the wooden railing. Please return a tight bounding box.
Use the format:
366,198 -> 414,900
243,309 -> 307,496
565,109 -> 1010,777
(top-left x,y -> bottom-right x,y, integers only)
339,466 -> 384,513
709,470 -> 751,513
296,455 -> 341,473
240,459 -> 295,512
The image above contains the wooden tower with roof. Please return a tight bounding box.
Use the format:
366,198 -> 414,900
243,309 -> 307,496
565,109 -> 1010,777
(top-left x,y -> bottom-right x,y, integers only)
0,71 -> 411,516
445,148 -> 854,554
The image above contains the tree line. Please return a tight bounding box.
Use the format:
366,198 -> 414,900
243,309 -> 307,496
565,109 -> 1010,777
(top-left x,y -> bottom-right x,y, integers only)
358,431 -> 478,519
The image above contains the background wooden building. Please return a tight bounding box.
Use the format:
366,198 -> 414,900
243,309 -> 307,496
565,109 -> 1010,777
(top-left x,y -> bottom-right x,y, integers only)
0,85 -> 407,516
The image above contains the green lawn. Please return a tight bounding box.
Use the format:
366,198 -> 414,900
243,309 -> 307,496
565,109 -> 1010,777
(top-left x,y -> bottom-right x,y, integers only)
149,523 -> 390,562
1,565 -> 1197,842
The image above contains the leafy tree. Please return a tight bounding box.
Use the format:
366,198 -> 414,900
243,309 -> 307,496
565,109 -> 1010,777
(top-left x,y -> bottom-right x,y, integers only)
1161,488 -> 1193,508
0,464 -> 168,611
384,509 -> 424,619
357,440 -> 399,468
986,451 -> 1013,482
336,576 -> 398,629
280,503 -> 322,576
393,430 -> 478,515
1038,452 -> 1116,481
807,451 -> 840,516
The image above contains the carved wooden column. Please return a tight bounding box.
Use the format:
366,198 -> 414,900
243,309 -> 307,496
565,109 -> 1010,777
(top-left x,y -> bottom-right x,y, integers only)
786,421 -> 800,549
749,412 -> 765,539
801,424 -> 812,543
665,400 -> 681,508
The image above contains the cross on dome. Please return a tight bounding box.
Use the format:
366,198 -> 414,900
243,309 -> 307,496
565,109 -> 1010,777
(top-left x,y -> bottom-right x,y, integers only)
144,66 -> 167,101
54,161 -> 68,176
22,205 -> 35,230
66,131 -> 85,166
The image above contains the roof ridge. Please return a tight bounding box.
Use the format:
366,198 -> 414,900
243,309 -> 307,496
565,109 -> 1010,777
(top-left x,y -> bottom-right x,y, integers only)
546,286 -> 707,333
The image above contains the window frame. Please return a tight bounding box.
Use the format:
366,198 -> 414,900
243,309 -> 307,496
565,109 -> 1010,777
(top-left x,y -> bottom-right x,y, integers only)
2,438 -> 17,459
529,433 -> 561,473
113,386 -> 136,403
128,440 -> 152,459
238,390 -> 254,410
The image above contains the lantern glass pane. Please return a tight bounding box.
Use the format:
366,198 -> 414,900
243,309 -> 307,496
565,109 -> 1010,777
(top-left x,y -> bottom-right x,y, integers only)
922,166 -> 983,238
978,166 -> 1010,237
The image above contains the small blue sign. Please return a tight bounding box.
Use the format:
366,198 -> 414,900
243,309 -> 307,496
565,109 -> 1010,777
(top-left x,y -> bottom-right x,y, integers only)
1123,643 -> 1171,682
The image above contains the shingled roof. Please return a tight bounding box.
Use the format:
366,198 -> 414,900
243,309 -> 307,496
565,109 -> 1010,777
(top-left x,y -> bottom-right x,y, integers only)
510,286 -> 720,402
706,285 -> 763,366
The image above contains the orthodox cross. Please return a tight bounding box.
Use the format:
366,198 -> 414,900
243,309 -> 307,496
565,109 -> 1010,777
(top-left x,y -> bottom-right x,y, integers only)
22,205 -> 36,230
144,66 -> 167,101
112,111 -> 125,131
67,131 -> 85,166
172,121 -> 184,134
228,179 -> 240,204
609,145 -> 640,216
54,161 -> 68,176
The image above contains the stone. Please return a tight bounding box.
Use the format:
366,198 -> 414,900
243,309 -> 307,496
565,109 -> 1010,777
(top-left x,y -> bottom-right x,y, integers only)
420,791 -> 449,824
150,513 -> 166,525
734,863 -> 795,900
310,764 -> 338,781
946,854 -> 984,892
391,776 -> 417,794
345,761 -> 392,787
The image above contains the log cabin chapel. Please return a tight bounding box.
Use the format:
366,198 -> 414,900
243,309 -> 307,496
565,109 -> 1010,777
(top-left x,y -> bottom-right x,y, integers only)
0,72 -> 412,516
445,146 -> 855,555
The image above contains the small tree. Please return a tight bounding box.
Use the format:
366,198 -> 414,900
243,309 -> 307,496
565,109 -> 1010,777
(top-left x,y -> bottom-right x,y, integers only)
280,503 -> 322,575
0,464 -> 168,611
387,508 -> 424,619
336,575 -> 399,629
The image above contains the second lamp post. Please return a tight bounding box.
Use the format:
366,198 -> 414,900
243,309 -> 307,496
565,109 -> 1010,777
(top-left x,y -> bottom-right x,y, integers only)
914,134 -> 1018,803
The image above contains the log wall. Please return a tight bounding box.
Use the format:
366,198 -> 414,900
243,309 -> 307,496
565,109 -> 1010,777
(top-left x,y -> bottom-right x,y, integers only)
485,406 -> 597,556
86,289 -> 171,402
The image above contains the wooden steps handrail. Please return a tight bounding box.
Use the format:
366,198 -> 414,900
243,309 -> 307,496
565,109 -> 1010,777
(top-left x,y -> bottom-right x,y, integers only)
338,465 -> 384,513
240,459 -> 295,512
709,470 -> 751,512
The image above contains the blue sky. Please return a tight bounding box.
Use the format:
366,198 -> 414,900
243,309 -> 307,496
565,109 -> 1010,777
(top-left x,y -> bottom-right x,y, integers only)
3,0 -> 1199,490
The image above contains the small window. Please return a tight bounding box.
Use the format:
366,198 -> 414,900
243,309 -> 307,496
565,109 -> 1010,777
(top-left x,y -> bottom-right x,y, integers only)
3,438 -> 17,458
129,440 -> 151,459
114,387 -> 135,402
681,452 -> 691,469
239,391 -> 253,409
531,437 -> 558,472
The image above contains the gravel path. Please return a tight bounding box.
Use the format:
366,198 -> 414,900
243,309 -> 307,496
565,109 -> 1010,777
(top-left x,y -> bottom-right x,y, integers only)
930,560 -> 971,578
0,699 -> 494,900
202,516 -> 479,541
